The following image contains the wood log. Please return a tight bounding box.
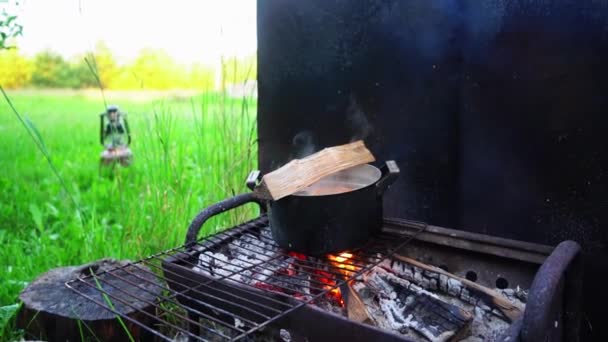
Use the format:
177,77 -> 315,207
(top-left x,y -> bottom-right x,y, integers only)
342,281 -> 375,325
393,254 -> 523,322
253,140 -> 375,200
18,259 -> 163,342
394,284 -> 472,341
360,268 -> 472,342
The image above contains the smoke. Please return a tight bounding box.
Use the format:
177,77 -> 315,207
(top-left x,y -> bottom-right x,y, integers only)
346,94 -> 373,142
290,130 -> 317,160
285,96 -> 371,165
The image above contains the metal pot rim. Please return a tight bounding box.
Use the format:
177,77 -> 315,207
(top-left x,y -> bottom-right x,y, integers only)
291,164 -> 381,197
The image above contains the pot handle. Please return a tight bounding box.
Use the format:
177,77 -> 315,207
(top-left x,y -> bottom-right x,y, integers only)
185,193 -> 266,245
376,160 -> 400,195
246,170 -> 261,191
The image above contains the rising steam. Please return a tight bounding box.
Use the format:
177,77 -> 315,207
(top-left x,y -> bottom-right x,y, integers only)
346,94 -> 373,142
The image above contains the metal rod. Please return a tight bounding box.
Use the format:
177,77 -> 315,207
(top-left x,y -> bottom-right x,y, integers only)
142,257 -> 290,311
157,253 -> 303,305
80,274 -> 236,340
202,234 -> 362,279
199,227 -> 378,277
188,253 -> 330,295
175,249 -> 331,294
66,279 -> 209,342
147,260 -> 291,315
65,216 -> 427,342
95,265 -> 259,330
192,248 -> 347,290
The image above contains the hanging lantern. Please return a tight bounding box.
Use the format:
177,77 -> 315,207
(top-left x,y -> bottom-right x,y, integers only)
100,105 -> 132,166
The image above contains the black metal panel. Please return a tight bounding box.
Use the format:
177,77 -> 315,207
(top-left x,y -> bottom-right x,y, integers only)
457,3 -> 608,340
258,0 -> 462,226
257,1 -> 608,339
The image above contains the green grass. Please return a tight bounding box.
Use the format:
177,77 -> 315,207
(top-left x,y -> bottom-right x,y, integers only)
0,89 -> 258,340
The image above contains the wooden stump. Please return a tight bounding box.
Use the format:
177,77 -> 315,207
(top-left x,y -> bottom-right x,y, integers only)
18,259 -> 163,342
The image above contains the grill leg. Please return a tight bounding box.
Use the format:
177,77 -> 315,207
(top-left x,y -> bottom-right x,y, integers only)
188,311 -> 201,341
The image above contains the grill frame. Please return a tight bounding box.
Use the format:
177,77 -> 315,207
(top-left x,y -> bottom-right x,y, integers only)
66,213 -> 427,341
64,192 -> 583,342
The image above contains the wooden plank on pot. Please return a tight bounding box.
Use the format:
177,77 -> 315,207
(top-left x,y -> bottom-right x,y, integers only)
253,140 -> 375,200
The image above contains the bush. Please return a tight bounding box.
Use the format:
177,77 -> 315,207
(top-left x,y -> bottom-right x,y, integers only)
129,48 -> 193,89
66,57 -> 98,89
90,41 -> 120,89
221,54 -> 257,85
0,49 -> 31,88
30,51 -> 73,88
5,41 -> 257,90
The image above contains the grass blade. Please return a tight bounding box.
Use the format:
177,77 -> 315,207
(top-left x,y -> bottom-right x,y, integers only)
0,86 -> 83,219
91,271 -> 135,342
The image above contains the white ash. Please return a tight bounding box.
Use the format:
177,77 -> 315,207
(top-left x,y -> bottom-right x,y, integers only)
377,259 -> 525,316
359,267 -> 466,342
192,228 -> 286,284
228,232 -> 278,260
499,286 -> 528,303
279,329 -> 291,342
190,229 -> 526,341
353,279 -> 422,341
234,318 -> 245,329
194,249 -> 287,285
172,332 -> 189,342
463,307 -> 508,342
353,259 -> 527,341
447,278 -> 462,297
316,299 -> 346,316
439,274 -> 449,292
191,227 -> 330,302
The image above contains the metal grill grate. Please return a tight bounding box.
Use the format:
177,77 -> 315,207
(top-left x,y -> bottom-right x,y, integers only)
66,216 -> 426,341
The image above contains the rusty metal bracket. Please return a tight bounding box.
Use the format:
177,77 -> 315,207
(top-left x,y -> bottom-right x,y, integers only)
521,240 -> 582,342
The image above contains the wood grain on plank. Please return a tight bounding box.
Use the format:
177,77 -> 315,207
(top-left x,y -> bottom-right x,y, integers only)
255,140 -> 375,200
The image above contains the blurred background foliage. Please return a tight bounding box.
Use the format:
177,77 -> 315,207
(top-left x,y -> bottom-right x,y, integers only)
0,40 -> 257,90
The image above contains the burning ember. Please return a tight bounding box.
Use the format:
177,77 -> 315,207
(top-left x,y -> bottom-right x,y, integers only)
315,269 -> 343,307
287,251 -> 307,261
192,224 -> 527,341
270,251 -> 359,307
193,232 -> 354,309
328,252 -> 357,273
295,251 -> 358,307
323,251 -> 360,306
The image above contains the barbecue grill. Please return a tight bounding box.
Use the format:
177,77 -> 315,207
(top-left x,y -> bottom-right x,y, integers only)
61,0 -> 607,340
66,194 -> 582,341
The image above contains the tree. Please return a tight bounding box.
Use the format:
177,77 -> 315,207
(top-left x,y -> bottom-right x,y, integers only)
188,63 -> 215,91
0,49 -> 31,88
130,48 -> 187,89
0,7 -> 23,50
30,51 -> 73,87
66,57 -> 98,89
89,41 -> 120,89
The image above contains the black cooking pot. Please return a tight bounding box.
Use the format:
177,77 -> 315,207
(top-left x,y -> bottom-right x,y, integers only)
246,161 -> 399,256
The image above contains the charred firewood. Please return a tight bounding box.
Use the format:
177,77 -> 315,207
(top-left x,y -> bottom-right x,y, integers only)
391,255 -> 523,322
358,268 -> 473,341
342,281 -> 376,325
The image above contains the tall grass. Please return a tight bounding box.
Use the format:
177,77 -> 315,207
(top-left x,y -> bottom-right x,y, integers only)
0,85 -> 257,339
